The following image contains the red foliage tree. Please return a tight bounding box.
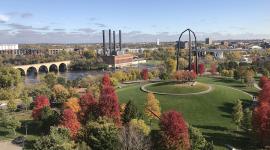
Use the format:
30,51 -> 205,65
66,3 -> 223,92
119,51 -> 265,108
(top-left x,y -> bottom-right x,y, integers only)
32,96 -> 50,120
210,64 -> 217,75
191,63 -> 196,72
79,91 -> 97,123
159,111 -> 190,150
60,108 -> 81,138
253,102 -> 270,146
253,80 -> 270,146
259,76 -> 269,89
102,73 -> 111,86
140,68 -> 148,80
99,84 -> 121,126
198,64 -> 205,75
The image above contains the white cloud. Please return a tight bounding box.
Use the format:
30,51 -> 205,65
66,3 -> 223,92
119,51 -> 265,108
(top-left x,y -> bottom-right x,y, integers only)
0,14 -> 9,22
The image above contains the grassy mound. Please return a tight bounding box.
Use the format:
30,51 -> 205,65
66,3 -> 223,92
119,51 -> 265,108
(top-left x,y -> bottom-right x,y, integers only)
144,81 -> 209,94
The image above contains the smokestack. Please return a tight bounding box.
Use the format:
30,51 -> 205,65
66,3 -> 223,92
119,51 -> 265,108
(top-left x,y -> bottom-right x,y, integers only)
102,30 -> 106,56
109,29 -> 112,55
119,30 -> 122,51
113,31 -> 116,54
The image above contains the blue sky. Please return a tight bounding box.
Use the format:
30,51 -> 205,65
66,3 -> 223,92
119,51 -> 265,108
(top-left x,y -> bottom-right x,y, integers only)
0,0 -> 270,43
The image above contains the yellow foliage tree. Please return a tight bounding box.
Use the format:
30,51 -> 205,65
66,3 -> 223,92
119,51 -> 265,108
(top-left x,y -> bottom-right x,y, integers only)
166,58 -> 176,74
64,97 -> 81,113
130,119 -> 150,136
144,93 -> 161,120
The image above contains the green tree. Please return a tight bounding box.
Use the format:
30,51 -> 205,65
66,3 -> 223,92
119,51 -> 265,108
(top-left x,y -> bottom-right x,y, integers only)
122,100 -> 140,123
0,67 -> 21,88
40,106 -> 60,133
232,99 -> 243,130
189,126 -> 214,150
78,117 -> 121,150
20,90 -> 32,111
44,73 -> 57,88
7,99 -> 17,112
241,108 -> 252,131
2,115 -> 21,135
34,127 -> 75,150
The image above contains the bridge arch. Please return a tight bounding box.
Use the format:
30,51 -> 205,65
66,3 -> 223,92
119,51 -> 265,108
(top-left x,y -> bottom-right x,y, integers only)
17,68 -> 26,76
39,65 -> 49,74
59,63 -> 67,72
49,64 -> 58,72
27,66 -> 38,76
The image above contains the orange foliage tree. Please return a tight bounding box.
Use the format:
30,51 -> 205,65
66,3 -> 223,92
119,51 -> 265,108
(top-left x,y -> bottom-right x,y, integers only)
64,97 -> 81,113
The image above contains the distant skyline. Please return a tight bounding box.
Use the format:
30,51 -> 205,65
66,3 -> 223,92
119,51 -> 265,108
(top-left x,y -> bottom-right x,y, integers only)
0,0 -> 270,43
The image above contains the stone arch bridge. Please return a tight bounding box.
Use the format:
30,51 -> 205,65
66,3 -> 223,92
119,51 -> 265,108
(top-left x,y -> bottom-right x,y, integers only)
13,61 -> 71,75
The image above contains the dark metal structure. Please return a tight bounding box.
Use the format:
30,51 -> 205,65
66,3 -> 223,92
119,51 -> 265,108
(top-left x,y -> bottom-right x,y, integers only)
119,30 -> 122,51
176,28 -> 198,74
102,29 -> 122,56
109,29 -> 112,55
102,30 -> 106,55
113,30 -> 116,54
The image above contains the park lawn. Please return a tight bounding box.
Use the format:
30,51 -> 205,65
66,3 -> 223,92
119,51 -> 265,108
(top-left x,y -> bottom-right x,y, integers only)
117,77 -> 254,150
0,110 -> 40,149
145,82 -> 209,94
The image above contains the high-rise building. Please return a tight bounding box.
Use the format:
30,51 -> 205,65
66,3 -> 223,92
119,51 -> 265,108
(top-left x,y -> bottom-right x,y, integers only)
156,39 -> 160,46
205,38 -> 212,45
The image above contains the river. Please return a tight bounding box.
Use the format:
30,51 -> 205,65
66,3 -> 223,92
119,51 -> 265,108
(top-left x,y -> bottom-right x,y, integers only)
24,63 -> 158,85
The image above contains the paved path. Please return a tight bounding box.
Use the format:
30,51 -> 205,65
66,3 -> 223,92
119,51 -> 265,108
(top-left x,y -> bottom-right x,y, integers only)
254,83 -> 262,91
141,82 -> 213,96
0,141 -> 22,150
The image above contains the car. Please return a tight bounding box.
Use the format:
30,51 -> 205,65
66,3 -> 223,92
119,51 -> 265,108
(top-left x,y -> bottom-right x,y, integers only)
12,136 -> 25,146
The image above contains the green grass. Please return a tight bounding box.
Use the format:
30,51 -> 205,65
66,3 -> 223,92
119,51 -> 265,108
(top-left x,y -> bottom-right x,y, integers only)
117,77 -> 256,150
145,82 -> 209,94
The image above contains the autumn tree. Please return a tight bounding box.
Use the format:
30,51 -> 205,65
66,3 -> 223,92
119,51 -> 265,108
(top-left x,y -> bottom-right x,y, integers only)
52,84 -> 70,104
64,97 -> 81,113
140,68 -> 149,80
232,99 -> 243,130
253,81 -> 270,146
166,59 -> 176,74
102,73 -> 111,86
32,96 -> 50,120
210,64 -> 217,75
178,58 -> 188,70
259,76 -> 269,88
79,91 -> 98,123
244,69 -> 255,87
144,93 -> 161,124
198,64 -> 205,76
60,109 -> 81,138
159,111 -> 190,150
99,74 -> 121,125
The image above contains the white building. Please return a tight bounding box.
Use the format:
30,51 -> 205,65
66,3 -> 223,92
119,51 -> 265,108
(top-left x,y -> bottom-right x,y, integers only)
156,39 -> 160,46
0,44 -> 19,55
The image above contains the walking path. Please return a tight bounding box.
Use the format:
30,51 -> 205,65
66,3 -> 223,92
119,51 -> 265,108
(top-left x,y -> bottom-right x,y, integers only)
254,83 -> 262,91
0,141 -> 21,150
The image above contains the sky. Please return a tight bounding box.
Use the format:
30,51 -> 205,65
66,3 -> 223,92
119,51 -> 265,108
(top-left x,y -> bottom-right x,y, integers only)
0,0 -> 270,43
